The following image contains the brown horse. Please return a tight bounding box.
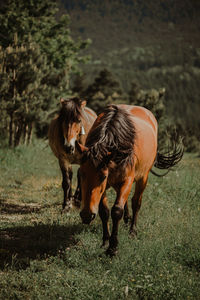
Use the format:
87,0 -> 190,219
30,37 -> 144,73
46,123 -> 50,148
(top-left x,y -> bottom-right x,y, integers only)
76,104 -> 183,255
48,97 -> 97,211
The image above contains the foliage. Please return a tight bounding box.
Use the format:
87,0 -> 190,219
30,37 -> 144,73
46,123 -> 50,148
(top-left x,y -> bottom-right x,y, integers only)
63,0 -> 200,23
73,69 -> 126,114
0,0 -> 90,146
128,81 -> 165,122
0,35 -> 54,147
64,0 -> 200,153
0,0 -> 90,70
0,142 -> 200,299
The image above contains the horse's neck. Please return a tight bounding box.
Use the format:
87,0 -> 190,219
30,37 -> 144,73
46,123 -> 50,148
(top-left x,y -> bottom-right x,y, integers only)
81,108 -> 91,135
82,108 -> 90,123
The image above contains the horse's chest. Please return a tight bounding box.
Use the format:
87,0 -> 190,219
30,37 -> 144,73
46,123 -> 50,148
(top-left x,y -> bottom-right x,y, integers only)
60,151 -> 81,165
107,167 -> 126,188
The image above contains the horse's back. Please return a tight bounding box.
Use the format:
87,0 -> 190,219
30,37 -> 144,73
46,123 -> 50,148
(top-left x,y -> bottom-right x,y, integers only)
118,104 -> 157,132
118,105 -> 158,180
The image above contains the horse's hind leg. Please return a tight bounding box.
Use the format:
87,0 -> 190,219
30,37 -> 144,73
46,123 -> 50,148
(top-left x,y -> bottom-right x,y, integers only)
59,160 -> 72,212
130,175 -> 148,236
73,167 -> 81,208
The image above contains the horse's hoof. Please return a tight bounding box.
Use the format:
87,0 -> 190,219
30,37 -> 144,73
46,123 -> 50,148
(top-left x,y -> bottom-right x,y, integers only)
106,247 -> 117,257
61,206 -> 71,215
72,197 -> 81,208
123,216 -> 131,225
101,240 -> 109,248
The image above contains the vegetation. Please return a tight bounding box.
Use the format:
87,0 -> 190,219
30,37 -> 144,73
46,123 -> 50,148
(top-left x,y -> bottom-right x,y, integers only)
0,0 -> 199,151
0,141 -> 199,299
0,0 -> 90,146
65,0 -> 200,152
74,69 -> 126,114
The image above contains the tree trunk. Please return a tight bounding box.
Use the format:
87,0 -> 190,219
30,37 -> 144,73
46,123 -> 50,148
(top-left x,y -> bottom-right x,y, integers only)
14,120 -> 23,147
9,113 -> 14,147
27,122 -> 33,145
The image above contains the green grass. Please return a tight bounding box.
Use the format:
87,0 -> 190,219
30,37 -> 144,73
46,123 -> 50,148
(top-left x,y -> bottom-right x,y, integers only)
0,141 -> 199,299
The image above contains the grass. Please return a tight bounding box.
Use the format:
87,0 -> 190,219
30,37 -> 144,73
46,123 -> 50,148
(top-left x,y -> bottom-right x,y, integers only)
0,141 -> 199,299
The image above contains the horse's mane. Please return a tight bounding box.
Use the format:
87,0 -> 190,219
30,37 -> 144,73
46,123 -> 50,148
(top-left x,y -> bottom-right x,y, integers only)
85,105 -> 136,168
58,97 -> 83,127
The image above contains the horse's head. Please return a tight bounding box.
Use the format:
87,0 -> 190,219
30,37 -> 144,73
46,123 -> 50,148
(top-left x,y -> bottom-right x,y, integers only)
60,98 -> 86,154
76,142 -> 110,224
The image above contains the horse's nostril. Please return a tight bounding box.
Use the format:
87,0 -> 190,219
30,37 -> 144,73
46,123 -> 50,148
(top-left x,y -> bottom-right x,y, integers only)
65,145 -> 74,154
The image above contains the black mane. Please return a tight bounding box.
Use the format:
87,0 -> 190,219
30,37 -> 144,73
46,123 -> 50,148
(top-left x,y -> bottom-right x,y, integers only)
85,105 -> 136,168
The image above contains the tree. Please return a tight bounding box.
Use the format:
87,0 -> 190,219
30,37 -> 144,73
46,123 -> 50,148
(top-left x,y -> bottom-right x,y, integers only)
0,34 -> 55,146
0,0 -> 90,146
81,69 -> 126,113
128,80 -> 165,122
128,81 -> 167,147
0,0 -> 90,70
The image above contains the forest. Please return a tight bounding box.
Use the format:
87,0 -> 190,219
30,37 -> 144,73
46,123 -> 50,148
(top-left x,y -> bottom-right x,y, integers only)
0,0 -> 200,151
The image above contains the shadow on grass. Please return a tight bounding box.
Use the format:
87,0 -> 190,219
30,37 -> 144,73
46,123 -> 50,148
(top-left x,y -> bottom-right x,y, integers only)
0,222 -> 84,270
0,198 -> 40,214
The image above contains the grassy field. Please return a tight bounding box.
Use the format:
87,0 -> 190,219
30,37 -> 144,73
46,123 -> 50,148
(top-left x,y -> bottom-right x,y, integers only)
0,141 -> 199,299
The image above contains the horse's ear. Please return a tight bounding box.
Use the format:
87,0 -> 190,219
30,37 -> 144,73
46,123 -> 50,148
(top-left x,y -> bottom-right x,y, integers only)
75,141 -> 88,154
80,100 -> 87,108
60,98 -> 65,106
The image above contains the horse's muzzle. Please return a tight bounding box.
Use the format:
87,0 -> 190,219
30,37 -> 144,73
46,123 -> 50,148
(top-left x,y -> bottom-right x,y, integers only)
65,145 -> 75,155
80,210 -> 96,224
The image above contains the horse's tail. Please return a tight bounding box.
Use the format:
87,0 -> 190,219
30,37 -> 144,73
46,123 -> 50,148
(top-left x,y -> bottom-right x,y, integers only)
150,139 -> 184,177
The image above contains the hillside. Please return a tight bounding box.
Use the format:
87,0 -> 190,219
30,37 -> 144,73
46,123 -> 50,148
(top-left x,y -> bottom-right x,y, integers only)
62,0 -> 200,56
61,0 -> 200,86
59,0 -> 200,151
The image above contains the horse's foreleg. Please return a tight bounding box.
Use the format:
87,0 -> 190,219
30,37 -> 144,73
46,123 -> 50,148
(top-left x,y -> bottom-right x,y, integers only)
59,161 -> 72,212
130,175 -> 148,236
107,179 -> 133,256
99,192 -> 110,247
73,167 -> 81,208
123,201 -> 131,225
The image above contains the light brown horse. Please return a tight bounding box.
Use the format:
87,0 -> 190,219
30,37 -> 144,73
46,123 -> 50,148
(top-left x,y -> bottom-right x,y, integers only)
76,104 -> 183,255
48,97 -> 97,211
